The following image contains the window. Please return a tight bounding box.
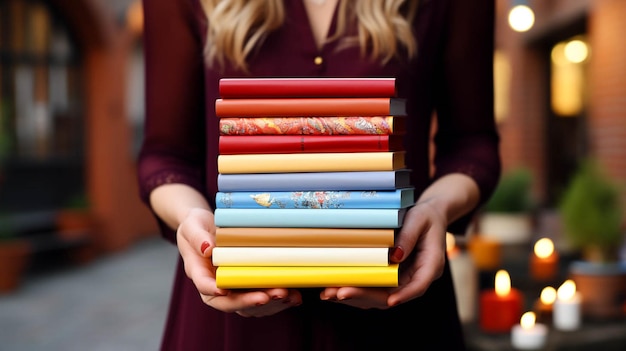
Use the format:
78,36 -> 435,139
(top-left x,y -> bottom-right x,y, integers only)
0,0 -> 85,212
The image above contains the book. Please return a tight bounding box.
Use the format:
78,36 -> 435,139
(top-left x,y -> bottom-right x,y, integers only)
215,188 -> 415,209
215,227 -> 395,247
217,170 -> 412,192
217,152 -> 406,174
213,208 -> 408,228
215,264 -> 399,288
218,77 -> 397,98
218,135 -> 405,154
215,98 -> 406,117
219,116 -> 405,136
212,247 -> 390,266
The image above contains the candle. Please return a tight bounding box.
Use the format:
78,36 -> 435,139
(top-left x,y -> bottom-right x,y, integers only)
533,286 -> 556,323
479,269 -> 524,333
447,233 -> 478,324
511,311 -> 548,350
467,234 -> 501,271
529,238 -> 559,282
553,279 -> 582,331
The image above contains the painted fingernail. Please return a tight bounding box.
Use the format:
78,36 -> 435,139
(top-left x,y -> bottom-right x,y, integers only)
200,241 -> 210,254
390,246 -> 404,262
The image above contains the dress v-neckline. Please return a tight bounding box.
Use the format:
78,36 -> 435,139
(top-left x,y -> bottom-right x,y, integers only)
299,0 -> 339,51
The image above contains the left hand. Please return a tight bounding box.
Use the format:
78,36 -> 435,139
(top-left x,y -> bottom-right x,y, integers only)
319,198 -> 448,309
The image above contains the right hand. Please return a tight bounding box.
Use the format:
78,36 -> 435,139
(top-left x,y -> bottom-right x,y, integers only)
176,208 -> 303,317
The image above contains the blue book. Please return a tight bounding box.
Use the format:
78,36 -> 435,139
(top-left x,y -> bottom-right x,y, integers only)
217,170 -> 412,192
214,208 -> 408,228
215,188 -> 414,209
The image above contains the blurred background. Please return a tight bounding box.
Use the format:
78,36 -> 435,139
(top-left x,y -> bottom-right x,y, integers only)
0,0 -> 625,350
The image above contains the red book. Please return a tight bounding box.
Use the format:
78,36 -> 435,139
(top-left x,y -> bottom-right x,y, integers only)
218,77 -> 397,98
219,135 -> 404,154
215,97 -> 406,117
219,116 -> 405,136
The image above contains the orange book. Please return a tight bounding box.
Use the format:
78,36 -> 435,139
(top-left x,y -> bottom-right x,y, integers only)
215,98 -> 406,117
215,227 -> 395,247
217,152 -> 405,174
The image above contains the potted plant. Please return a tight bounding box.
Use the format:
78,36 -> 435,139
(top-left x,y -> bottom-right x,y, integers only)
558,158 -> 626,319
56,193 -> 95,240
478,167 -> 535,245
0,214 -> 31,293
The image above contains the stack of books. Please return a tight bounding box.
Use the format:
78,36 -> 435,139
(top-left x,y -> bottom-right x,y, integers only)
213,77 -> 413,288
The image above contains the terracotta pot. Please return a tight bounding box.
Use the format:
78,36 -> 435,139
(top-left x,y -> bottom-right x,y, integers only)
56,209 -> 94,239
569,261 -> 626,320
0,239 -> 31,293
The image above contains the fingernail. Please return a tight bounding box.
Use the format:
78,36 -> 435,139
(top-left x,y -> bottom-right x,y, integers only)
201,241 -> 210,254
390,246 -> 404,262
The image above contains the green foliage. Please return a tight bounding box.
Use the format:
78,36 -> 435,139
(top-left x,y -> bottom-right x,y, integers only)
484,168 -> 534,213
559,159 -> 624,261
0,213 -> 16,242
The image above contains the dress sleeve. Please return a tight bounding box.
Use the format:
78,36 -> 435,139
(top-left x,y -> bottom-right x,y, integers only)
433,0 -> 501,233
137,0 -> 207,242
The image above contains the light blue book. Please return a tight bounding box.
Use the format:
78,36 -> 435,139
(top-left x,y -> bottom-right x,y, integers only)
214,208 -> 408,228
215,188 -> 414,209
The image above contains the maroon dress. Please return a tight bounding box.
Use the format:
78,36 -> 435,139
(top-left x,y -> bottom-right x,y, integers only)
138,0 -> 500,350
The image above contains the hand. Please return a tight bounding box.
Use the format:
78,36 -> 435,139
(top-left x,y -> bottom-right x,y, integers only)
319,198 -> 447,309
177,208 -> 302,317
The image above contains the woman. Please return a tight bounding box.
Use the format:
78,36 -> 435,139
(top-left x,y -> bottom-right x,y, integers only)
138,0 -> 500,349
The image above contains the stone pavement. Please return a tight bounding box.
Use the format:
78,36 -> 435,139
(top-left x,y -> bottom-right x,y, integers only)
0,237 -> 178,351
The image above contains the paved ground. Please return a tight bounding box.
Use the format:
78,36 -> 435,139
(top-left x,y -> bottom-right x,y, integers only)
0,237 -> 178,351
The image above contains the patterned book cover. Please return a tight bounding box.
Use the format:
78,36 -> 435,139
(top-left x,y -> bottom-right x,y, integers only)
219,116 -> 405,135
215,188 -> 414,209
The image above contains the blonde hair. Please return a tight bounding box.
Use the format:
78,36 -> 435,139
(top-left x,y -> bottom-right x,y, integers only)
200,0 -> 418,71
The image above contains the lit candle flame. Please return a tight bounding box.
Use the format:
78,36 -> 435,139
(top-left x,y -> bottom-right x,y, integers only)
534,238 -> 554,259
495,269 -> 511,297
540,286 -> 557,305
557,279 -> 577,301
520,311 -> 536,329
446,232 -> 456,253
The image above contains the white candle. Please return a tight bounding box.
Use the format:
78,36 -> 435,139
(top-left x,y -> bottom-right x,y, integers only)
553,279 -> 582,331
447,233 -> 478,324
511,311 -> 548,350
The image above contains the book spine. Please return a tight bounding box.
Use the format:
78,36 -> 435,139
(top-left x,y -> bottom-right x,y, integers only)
218,78 -> 397,98
213,208 -> 406,228
219,116 -> 404,136
217,152 -> 405,174
217,170 -> 412,192
215,98 -> 406,117
218,135 -> 403,154
215,227 -> 395,247
215,189 -> 414,209
212,247 -> 390,266
215,264 -> 399,288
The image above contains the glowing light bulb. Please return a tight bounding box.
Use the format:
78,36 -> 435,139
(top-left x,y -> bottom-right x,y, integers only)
564,39 -> 589,63
508,5 -> 535,32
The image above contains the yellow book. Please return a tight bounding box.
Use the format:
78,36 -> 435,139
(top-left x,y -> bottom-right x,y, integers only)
217,152 -> 405,174
215,264 -> 399,288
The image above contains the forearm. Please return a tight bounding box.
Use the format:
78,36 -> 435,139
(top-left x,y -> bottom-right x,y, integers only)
149,183 -> 212,231
417,173 -> 480,227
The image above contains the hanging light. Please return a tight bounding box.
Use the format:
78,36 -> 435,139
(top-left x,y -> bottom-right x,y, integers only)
508,1 -> 535,32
